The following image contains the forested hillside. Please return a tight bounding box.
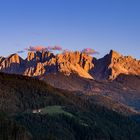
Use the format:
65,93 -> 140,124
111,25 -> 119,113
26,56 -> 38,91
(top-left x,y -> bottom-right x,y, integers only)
0,72 -> 140,140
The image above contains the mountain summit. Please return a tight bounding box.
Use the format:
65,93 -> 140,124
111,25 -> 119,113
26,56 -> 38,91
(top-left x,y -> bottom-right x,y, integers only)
93,50 -> 140,80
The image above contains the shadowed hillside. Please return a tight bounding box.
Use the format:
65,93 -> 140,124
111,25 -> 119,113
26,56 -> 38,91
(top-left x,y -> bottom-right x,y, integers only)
0,112 -> 31,140
0,72 -> 140,140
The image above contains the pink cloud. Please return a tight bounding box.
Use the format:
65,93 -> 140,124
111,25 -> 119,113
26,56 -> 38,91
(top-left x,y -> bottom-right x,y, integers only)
25,45 -> 63,52
25,46 -> 47,52
62,49 -> 72,54
47,46 -> 63,51
81,48 -> 99,55
52,46 -> 63,51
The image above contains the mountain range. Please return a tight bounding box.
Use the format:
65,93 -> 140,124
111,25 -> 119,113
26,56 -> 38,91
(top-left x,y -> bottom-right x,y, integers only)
1,50 -> 140,111
0,50 -> 139,80
1,50 -> 140,81
1,50 -> 140,140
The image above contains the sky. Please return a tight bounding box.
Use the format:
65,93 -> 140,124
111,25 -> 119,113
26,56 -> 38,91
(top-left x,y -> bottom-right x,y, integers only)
0,0 -> 140,59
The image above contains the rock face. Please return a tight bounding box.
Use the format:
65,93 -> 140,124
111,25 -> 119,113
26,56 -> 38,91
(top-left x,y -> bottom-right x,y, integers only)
0,54 -> 24,74
56,51 -> 94,79
93,50 -> 140,80
0,51 -> 94,79
0,50 -> 140,80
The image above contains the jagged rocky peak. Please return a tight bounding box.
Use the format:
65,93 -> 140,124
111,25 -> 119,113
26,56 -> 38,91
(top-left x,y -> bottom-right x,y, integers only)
57,51 -> 94,72
58,51 -> 93,63
56,51 -> 80,64
108,50 -> 140,79
27,51 -> 36,61
1,49 -> 140,81
108,50 -> 123,65
23,50 -> 94,79
92,50 -> 140,80
0,54 -> 24,74
7,53 -> 23,63
27,51 -> 55,62
109,50 -> 121,58
0,54 -> 23,69
41,51 -> 55,62
55,51 -> 94,79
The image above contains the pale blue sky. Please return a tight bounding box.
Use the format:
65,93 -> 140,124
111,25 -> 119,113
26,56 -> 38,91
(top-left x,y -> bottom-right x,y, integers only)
0,0 -> 140,59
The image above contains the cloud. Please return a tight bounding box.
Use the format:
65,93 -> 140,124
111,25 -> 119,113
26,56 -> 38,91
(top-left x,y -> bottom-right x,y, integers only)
51,46 -> 63,51
81,48 -> 99,55
24,46 -> 99,56
46,46 -> 63,51
25,45 -> 63,52
25,46 -> 47,52
62,49 -> 72,54
17,50 -> 25,53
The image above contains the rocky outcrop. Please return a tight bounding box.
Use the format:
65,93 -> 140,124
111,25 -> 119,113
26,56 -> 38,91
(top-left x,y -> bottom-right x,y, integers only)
0,54 -> 24,74
109,52 -> 140,80
0,51 -> 94,79
26,51 -> 55,62
56,51 -> 94,79
27,52 -> 36,61
93,50 -> 140,80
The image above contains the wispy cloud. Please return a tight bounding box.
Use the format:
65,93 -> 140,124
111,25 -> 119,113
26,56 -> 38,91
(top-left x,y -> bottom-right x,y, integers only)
62,49 -> 73,54
25,45 -> 63,52
25,46 -> 47,51
81,48 -> 99,55
17,50 -> 25,54
50,46 -> 63,51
